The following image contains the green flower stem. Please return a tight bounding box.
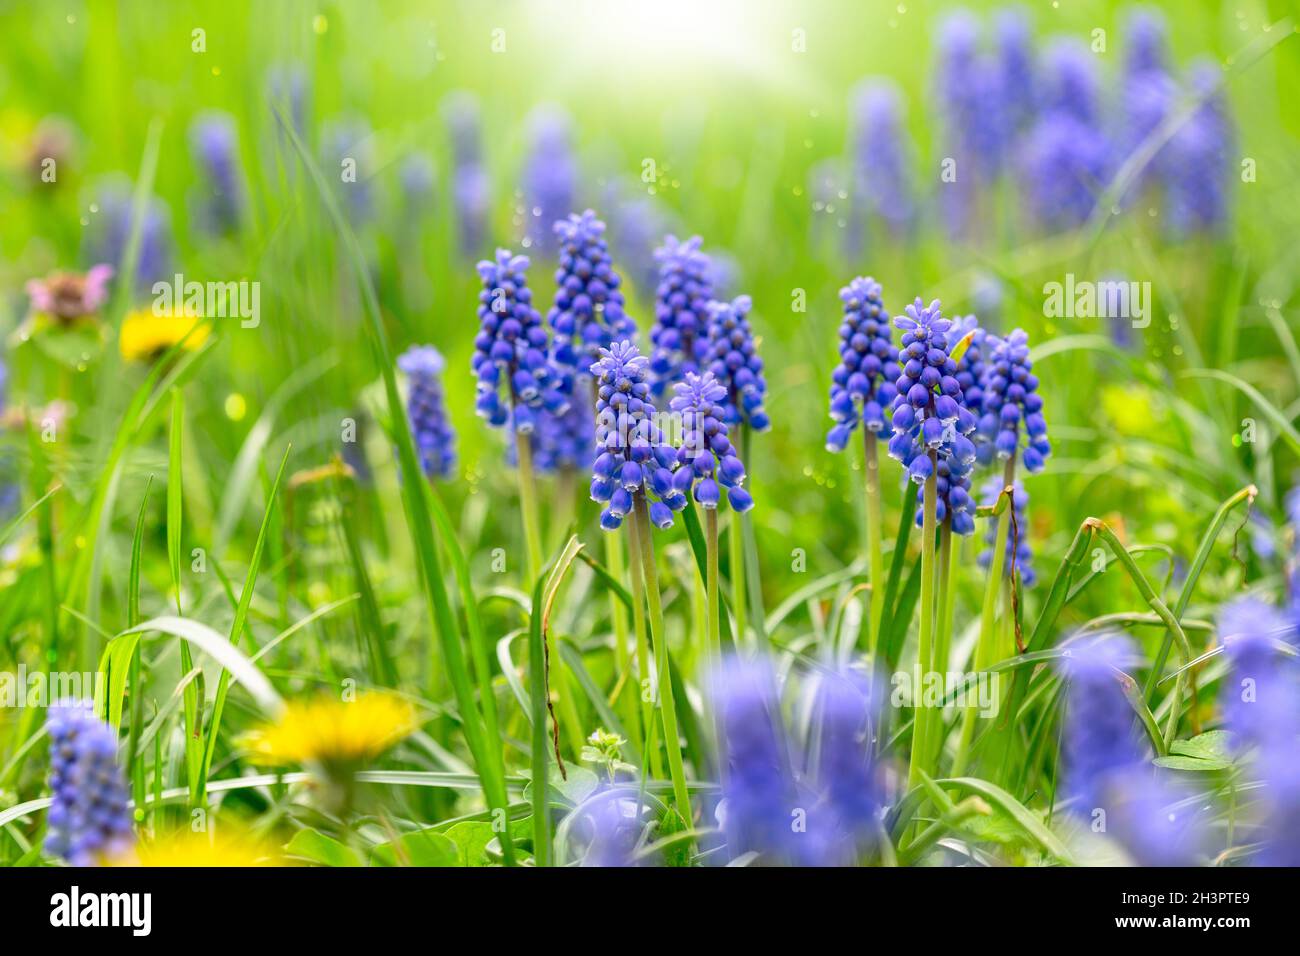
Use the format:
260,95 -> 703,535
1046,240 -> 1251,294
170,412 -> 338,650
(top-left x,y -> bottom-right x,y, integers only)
606,533 -> 640,744
514,429 -> 545,583
625,510 -> 664,781
632,494 -> 693,822
926,521 -> 957,769
906,454 -> 938,795
730,425 -> 749,644
705,506 -> 723,757
953,457 -> 1015,777
863,429 -> 886,657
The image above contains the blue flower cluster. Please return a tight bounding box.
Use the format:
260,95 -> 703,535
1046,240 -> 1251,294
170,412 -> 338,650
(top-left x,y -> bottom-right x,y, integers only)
522,106 -> 576,256
978,477 -> 1035,586
825,277 -> 900,453
648,235 -> 714,400
321,116 -> 375,226
86,177 -> 174,293
472,249 -> 569,433
588,342 -> 685,531
669,372 -> 754,513
445,92 -> 490,256
887,299 -> 977,530
189,112 -> 245,235
548,210 -> 636,380
45,701 -> 133,866
977,329 -> 1050,472
848,82 -> 914,245
1222,598 -> 1300,864
712,657 -> 881,866
1165,62 -> 1233,235
1060,637 -> 1203,865
704,295 -> 770,432
398,345 -> 456,479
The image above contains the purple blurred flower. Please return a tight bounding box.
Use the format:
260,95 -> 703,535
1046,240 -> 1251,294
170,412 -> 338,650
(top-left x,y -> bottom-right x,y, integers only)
521,106 -> 576,256
44,701 -> 133,866
1165,61 -> 1233,235
398,345 -> 456,479
848,80 -> 914,245
445,92 -> 490,255
83,177 -> 174,292
322,116 -> 376,226
189,111 -> 245,235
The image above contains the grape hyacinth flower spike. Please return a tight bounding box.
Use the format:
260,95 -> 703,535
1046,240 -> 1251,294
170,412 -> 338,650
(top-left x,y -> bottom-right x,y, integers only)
977,329 -> 1050,472
472,248 -> 567,578
825,277 -> 899,453
44,701 -> 134,866
398,345 -> 456,480
649,234 -> 714,399
669,371 -> 754,515
825,276 -> 899,653
548,210 -> 636,381
588,341 -> 685,532
887,299 -> 978,487
590,341 -> 693,820
670,371 -> 753,680
889,298 -> 976,793
979,477 -> 1034,587
705,295 -> 770,433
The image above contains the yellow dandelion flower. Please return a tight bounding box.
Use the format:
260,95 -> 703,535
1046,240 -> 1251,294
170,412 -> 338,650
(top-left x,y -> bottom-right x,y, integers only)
119,306 -> 210,362
240,693 -> 417,766
111,829 -> 280,867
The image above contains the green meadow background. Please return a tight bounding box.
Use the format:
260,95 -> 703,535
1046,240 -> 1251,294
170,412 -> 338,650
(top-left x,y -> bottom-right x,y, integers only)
0,0 -> 1298,865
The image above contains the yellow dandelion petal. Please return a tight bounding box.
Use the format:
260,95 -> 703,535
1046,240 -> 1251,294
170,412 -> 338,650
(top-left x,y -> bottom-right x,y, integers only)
119,307 -> 210,362
240,693 -> 417,766
111,829 -> 280,867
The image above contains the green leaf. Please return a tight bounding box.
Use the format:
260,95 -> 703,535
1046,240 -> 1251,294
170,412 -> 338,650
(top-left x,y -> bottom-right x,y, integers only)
285,829 -> 364,867
167,388 -> 183,613
443,818 -> 532,867
1171,730 -> 1234,761
1153,754 -> 1233,772
933,777 -> 1077,865
371,829 -> 459,867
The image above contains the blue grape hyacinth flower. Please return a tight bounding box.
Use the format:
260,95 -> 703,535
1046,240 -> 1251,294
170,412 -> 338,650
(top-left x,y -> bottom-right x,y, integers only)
711,657 -> 805,864
1222,598 -> 1300,865
649,234 -> 715,400
445,92 -> 490,256
668,371 -> 754,513
994,7 -> 1037,136
1165,61 -> 1233,236
522,106 -> 576,256
321,116 -> 376,226
548,210 -> 636,380
472,249 -> 569,433
1124,6 -> 1170,78
977,329 -> 1050,472
189,111 -> 245,235
398,345 -> 457,480
704,295 -> 770,432
978,477 -> 1034,586
811,669 -> 883,861
1060,636 -> 1204,865
44,701 -> 133,866
887,298 -> 978,490
848,81 -> 915,245
588,341 -> 686,531
825,277 -> 900,453
84,177 -> 174,293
